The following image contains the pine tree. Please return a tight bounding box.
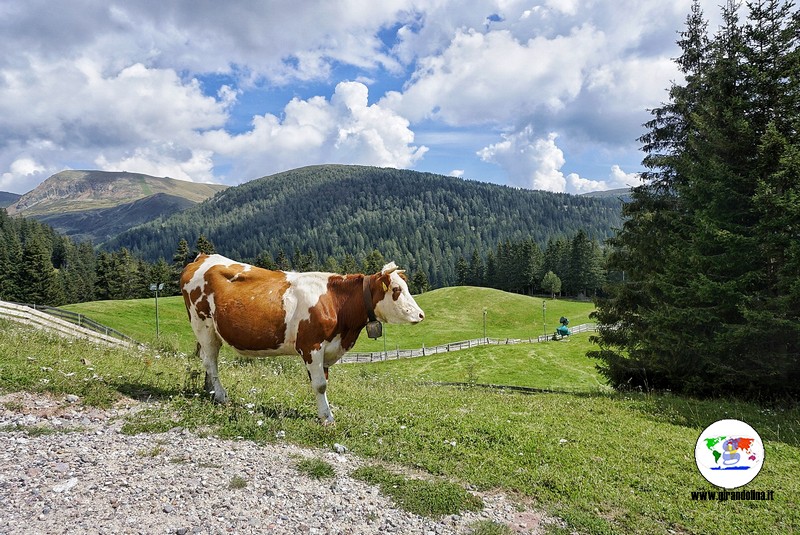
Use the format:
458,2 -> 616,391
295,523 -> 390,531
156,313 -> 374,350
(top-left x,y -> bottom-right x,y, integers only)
455,257 -> 469,285
18,232 -> 61,305
341,253 -> 359,274
195,234 -> 216,256
362,249 -> 386,274
467,250 -> 485,286
591,0 -> 800,398
410,270 -> 430,294
255,252 -> 278,270
275,249 -> 291,271
173,238 -> 190,267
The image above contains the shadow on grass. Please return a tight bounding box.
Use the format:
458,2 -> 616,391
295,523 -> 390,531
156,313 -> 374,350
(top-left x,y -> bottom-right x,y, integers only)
426,381 -> 800,448
113,381 -> 188,402
617,391 -> 800,447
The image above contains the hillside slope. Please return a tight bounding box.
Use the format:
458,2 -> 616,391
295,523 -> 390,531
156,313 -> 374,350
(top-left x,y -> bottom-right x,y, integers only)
6,170 -> 227,216
0,191 -> 21,208
35,192 -> 196,244
108,165 -> 623,285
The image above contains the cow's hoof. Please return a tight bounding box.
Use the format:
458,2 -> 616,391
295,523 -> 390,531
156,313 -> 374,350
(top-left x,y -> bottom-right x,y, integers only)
210,389 -> 228,404
320,417 -> 336,427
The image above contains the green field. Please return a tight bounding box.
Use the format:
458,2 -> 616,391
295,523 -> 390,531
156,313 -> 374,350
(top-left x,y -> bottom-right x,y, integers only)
1,320 -> 798,534
62,286 -> 596,355
373,333 -> 610,392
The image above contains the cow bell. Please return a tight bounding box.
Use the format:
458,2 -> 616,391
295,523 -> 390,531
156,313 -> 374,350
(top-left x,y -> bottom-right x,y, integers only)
366,320 -> 383,339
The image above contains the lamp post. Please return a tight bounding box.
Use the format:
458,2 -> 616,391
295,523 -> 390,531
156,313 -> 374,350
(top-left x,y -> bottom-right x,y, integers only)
150,283 -> 164,338
483,308 -> 487,343
542,300 -> 547,339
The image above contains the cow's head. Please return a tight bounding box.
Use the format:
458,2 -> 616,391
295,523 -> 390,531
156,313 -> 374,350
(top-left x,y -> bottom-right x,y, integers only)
373,262 -> 425,324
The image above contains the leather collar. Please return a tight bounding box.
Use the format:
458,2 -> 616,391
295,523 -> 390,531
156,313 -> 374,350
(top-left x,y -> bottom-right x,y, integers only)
362,274 -> 377,323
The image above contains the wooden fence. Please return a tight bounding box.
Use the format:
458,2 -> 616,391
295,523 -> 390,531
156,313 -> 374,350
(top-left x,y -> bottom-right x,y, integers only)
340,322 -> 596,364
0,300 -> 138,349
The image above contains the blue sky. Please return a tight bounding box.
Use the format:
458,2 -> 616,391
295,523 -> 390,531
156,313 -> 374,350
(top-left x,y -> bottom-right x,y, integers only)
0,0 -> 724,195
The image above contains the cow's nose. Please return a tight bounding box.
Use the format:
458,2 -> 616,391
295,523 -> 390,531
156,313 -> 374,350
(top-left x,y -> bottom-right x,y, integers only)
419,312 -> 425,320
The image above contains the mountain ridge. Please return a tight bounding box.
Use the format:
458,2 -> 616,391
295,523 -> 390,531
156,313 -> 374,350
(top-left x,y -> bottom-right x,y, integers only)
6,170 -> 227,216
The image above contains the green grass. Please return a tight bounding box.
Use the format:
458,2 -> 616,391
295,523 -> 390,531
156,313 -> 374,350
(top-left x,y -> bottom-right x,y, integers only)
228,475 -> 248,489
62,296 -> 196,353
2,319 -> 799,534
351,464 -> 483,517
353,287 -> 594,353
295,457 -> 336,480
468,520 -> 514,535
371,332 -> 610,391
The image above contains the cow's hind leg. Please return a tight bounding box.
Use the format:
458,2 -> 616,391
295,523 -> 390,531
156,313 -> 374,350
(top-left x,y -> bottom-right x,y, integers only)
305,349 -> 334,425
195,328 -> 226,403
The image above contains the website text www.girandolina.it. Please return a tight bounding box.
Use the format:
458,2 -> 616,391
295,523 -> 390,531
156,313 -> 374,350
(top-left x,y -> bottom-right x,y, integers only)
691,489 -> 775,501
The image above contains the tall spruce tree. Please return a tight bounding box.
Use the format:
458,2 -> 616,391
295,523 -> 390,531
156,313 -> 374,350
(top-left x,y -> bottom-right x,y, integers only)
591,0 -> 800,398
18,231 -> 62,305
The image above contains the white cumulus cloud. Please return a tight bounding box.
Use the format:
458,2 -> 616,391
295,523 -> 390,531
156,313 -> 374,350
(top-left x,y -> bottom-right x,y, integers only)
202,81 -> 427,181
478,127 -> 642,193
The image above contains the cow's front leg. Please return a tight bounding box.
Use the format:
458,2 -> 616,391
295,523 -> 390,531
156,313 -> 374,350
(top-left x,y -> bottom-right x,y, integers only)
305,349 -> 334,426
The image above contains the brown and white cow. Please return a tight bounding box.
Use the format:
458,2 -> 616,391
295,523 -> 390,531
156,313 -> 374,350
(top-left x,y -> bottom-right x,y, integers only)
180,253 -> 424,424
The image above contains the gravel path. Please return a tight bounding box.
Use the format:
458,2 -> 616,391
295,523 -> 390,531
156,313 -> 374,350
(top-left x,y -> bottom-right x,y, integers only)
0,393 -> 555,535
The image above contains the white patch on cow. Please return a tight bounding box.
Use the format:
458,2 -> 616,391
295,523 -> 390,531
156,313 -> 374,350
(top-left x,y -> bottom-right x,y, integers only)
281,271 -> 331,347
183,254 -> 248,300
207,292 -> 216,317
323,334 -> 344,366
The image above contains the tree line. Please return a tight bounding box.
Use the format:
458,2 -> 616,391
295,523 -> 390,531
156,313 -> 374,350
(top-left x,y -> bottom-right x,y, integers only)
1,204 -> 610,307
591,0 -> 800,399
453,230 -> 605,297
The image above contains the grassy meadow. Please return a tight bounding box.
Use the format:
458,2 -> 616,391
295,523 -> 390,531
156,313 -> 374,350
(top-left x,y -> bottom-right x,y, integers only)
61,286 -> 595,355
4,290 -> 799,534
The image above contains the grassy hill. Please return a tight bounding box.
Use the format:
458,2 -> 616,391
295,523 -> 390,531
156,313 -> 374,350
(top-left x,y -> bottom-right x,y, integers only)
35,192 -> 196,243
1,319 -> 798,535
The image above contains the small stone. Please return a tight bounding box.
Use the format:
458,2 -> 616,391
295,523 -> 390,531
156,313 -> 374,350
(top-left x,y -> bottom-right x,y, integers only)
53,477 -> 78,493
333,443 -> 348,454
54,463 -> 69,474
175,529 -> 189,535
65,394 -> 79,403
163,504 -> 175,513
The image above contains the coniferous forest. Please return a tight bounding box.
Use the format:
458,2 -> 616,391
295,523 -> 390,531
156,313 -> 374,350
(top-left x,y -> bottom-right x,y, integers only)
590,0 -> 800,399
1,162 -> 621,305
0,204 -> 610,306
107,165 -> 623,288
